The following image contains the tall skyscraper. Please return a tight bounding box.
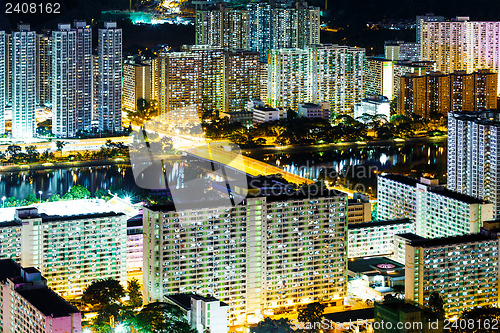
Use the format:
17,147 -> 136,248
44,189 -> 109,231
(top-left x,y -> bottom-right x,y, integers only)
225,50 -> 260,112
364,57 -> 394,99
0,31 -> 5,135
36,31 -> 52,106
74,21 -> 93,132
98,22 -> 122,133
415,13 -> 445,45
12,23 -> 36,139
448,110 -> 500,219
158,52 -> 202,124
123,60 -> 152,111
420,17 -> 500,94
52,24 -> 77,138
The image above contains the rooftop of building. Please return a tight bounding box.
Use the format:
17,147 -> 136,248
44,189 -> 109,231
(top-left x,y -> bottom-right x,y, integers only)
379,174 -> 487,204
18,288 -> 80,317
166,293 -> 229,310
253,106 -> 279,112
348,218 -> 413,230
348,257 -> 404,275
0,259 -> 21,282
127,214 -> 143,228
323,308 -> 374,323
395,233 -> 427,242
39,211 -> 126,223
397,232 -> 497,248
375,300 -> 432,314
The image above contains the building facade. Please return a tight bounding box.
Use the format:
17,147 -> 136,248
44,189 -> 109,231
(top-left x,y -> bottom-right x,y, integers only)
98,22 -> 122,133
225,50 -> 260,113
52,24 -> 77,138
0,206 -> 127,298
398,70 -> 497,117
384,41 -> 420,61
0,259 -> 81,333
36,31 -> 52,107
348,219 -> 415,259
448,110 -> 500,219
12,24 -> 36,139
364,57 -> 394,99
353,96 -> 391,123
123,60 -> 152,111
400,227 -> 500,317
0,31 -> 4,134
377,174 -> 493,238
143,192 -> 348,325
74,21 -> 93,132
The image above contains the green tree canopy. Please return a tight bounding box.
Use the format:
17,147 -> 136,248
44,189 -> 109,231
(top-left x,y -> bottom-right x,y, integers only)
250,318 -> 295,333
297,302 -> 326,333
81,278 -> 125,310
68,185 -> 91,199
126,278 -> 142,308
135,302 -> 196,333
426,291 -> 445,319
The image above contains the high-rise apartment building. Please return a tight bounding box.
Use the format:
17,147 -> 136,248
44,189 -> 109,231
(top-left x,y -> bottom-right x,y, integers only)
195,3 -> 320,61
225,50 -> 260,112
392,60 -> 435,105
377,174 -> 493,238
0,31 -> 4,135
98,22 -> 122,133
12,23 -> 36,139
421,17 -> 500,94
399,223 -> 500,317
415,13 -> 445,45
123,60 -> 152,111
183,45 -> 225,114
0,205 -> 127,298
0,260 -> 81,332
74,21 -> 93,132
52,24 -> 77,138
158,51 -> 202,124
384,41 -> 420,61
448,110 -> 500,219
364,57 -> 394,99
143,191 -> 348,325
5,33 -> 12,104
347,219 -> 415,259
398,70 -> 498,117
268,45 -> 364,116
36,31 -> 52,106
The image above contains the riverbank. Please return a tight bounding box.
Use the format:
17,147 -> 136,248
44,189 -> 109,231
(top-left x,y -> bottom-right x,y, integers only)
241,135 -> 448,153
0,158 -> 130,173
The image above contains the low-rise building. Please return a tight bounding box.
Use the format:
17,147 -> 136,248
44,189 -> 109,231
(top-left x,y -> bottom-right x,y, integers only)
220,110 -> 253,128
399,223 -> 500,317
0,259 -> 81,332
354,96 -> 390,123
166,294 -> 229,333
374,300 -> 442,333
252,105 -> 284,125
297,102 -> 330,121
348,219 -> 415,259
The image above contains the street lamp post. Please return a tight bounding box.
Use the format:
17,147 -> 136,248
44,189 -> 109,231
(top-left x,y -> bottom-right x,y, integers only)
2,196 -> 5,208
38,191 -> 43,203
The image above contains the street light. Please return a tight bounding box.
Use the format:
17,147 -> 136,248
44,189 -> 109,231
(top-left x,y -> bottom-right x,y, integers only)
38,191 -> 43,203
2,196 -> 5,208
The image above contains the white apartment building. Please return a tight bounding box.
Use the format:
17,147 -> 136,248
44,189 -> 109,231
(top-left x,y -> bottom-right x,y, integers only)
399,222 -> 500,317
98,22 -> 122,133
448,110 -> 500,219
348,219 -> 415,259
12,23 -> 36,139
0,260 -> 81,333
377,174 -> 493,238
0,206 -> 127,298
52,24 -> 77,138
74,21 -> 93,132
143,191 -> 348,325
353,96 -> 391,123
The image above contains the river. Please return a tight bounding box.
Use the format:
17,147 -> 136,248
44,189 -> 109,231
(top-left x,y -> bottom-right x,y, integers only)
0,142 -> 447,200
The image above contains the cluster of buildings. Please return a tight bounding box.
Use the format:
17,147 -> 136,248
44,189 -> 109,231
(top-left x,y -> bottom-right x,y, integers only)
0,21 -> 122,140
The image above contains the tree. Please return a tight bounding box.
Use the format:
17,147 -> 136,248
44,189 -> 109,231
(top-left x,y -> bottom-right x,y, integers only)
68,185 -> 91,199
126,278 -> 142,308
426,291 -> 445,319
450,306 -> 500,333
23,193 -> 38,205
392,285 -> 405,299
25,145 -> 40,162
297,302 -> 325,333
81,278 -> 125,310
94,189 -> 112,200
135,302 -> 197,333
49,194 -> 61,202
7,145 -> 21,158
250,318 -> 295,333
55,141 -> 66,157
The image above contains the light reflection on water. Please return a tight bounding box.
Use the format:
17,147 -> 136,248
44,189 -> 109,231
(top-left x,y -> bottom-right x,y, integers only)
0,143 -> 447,199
